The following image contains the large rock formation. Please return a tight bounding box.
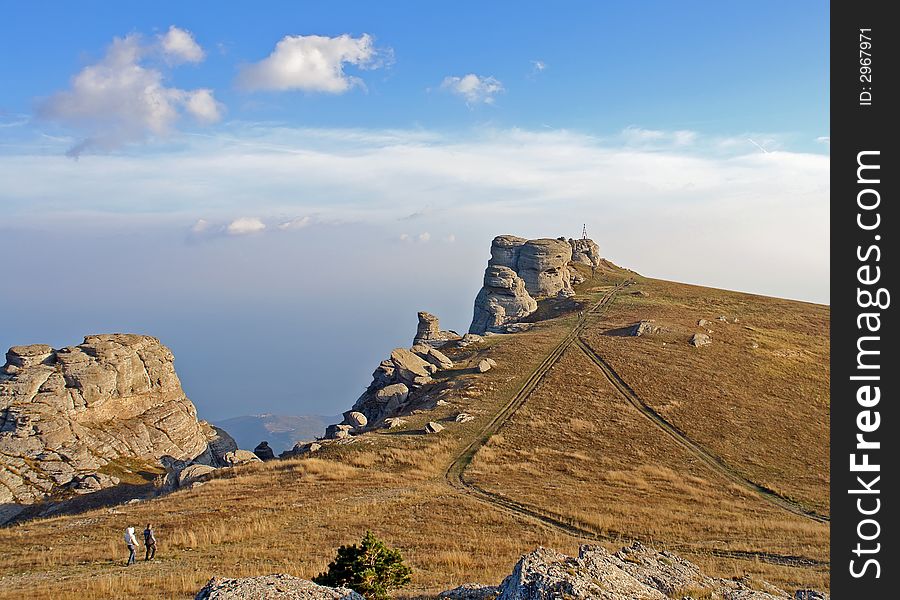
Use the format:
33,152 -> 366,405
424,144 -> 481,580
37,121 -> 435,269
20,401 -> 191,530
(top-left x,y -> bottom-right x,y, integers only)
568,237 -> 601,267
471,235 -> 601,334
195,575 -> 364,599
489,543 -> 821,600
0,334 -> 236,523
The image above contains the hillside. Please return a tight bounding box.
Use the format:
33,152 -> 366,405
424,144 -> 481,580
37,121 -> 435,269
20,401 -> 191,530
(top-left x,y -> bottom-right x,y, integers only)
0,259 -> 829,599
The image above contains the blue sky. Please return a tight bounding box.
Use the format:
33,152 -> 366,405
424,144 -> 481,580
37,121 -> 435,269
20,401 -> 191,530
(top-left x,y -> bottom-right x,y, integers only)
0,2 -> 829,423
2,1 -> 828,148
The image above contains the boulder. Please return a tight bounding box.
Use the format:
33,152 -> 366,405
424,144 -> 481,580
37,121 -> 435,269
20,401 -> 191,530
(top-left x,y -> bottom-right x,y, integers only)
477,359 -> 497,373
253,441 -> 276,461
568,238 -> 601,267
425,421 -> 444,434
390,348 -> 434,386
413,312 -> 462,347
627,321 -> 662,336
470,266 -> 538,334
344,411 -> 368,429
281,441 -> 322,458
455,413 -> 475,423
795,591 -> 829,600
178,464 -> 217,487
195,574 -> 364,599
325,424 -> 354,440
698,319 -> 711,326
412,345 -> 455,370
223,450 -> 262,466
0,334 -> 237,523
383,417 -> 407,429
690,333 -> 712,347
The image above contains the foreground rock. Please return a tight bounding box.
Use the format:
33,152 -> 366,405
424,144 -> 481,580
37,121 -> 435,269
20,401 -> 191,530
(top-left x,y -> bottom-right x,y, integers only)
490,543 -> 816,600
690,333 -> 712,347
0,334 -> 236,523
253,441 -> 276,461
195,575 -> 364,599
471,235 -> 600,334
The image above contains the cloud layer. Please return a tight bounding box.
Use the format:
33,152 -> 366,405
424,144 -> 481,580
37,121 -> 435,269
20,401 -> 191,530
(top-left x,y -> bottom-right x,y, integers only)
37,28 -> 222,156
237,33 -> 389,92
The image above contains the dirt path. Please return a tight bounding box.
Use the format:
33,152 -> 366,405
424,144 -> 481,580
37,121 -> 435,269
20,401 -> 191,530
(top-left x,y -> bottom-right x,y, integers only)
443,280 -> 829,569
575,337 -> 830,524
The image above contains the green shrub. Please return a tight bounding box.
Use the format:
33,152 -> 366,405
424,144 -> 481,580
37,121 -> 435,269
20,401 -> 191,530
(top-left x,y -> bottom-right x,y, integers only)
313,531 -> 412,599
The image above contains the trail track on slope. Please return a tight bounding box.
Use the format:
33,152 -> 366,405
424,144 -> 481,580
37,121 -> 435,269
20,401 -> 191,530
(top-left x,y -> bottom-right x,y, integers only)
575,337 -> 830,524
444,280 -> 829,569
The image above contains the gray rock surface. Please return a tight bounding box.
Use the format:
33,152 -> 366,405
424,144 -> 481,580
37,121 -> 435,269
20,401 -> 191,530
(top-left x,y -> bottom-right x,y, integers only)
414,312 -> 462,347
425,421 -> 444,434
568,238 -> 601,267
223,449 -> 262,466
440,583 -> 500,599
471,235 -> 595,334
494,543 -> 798,600
628,321 -> 662,336
0,334 -> 236,522
690,333 -> 712,347
195,575 -> 364,599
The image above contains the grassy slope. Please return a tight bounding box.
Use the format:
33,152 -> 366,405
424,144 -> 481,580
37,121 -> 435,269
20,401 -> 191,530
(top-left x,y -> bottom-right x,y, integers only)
0,265 -> 829,599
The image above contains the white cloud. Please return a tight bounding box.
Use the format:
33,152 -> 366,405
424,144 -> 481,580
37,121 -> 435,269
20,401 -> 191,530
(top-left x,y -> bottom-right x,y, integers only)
226,217 -> 266,235
417,232 -> 431,242
445,234 -> 456,243
159,26 -> 205,64
440,74 -> 504,105
531,60 -> 547,75
237,33 -> 390,92
1,125 -> 829,302
622,126 -> 696,147
37,30 -> 221,156
277,216 -> 312,230
816,136 -> 830,144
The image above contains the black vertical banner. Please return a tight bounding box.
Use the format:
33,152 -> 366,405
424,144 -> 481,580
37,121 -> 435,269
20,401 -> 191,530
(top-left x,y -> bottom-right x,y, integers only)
831,1 -> 897,597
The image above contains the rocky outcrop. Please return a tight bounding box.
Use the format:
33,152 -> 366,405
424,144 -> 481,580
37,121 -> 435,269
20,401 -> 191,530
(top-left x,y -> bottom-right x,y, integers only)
195,575 -> 364,599
627,321 -> 662,336
0,334 -> 236,523
471,235 -> 598,334
253,441 -> 275,461
568,238 -> 601,267
493,543 -> 817,600
690,333 -> 712,347
414,312 -> 462,347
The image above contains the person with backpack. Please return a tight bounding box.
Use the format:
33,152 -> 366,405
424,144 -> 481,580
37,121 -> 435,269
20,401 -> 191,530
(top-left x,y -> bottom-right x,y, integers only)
124,526 -> 139,566
143,523 -> 157,561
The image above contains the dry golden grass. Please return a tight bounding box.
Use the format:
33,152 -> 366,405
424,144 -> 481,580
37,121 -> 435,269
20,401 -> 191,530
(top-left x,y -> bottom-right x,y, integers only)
0,265 -> 829,598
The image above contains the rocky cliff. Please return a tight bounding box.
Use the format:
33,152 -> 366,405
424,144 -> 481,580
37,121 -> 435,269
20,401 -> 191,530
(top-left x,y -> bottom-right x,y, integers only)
0,334 -> 235,523
470,235 -> 601,334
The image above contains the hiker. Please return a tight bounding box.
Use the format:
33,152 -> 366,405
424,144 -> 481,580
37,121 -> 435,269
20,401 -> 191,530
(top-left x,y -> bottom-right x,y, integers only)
143,523 -> 157,561
124,526 -> 139,566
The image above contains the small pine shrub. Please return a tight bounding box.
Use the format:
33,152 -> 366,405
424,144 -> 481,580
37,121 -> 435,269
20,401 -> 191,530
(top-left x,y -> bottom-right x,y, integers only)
313,531 -> 412,599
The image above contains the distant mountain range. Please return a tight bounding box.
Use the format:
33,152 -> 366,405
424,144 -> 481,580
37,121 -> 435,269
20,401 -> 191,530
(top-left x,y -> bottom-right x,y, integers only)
213,414 -> 339,453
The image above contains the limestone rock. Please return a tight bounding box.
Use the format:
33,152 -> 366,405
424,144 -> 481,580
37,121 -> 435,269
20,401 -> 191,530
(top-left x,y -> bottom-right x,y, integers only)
253,441 -> 276,461
280,441 -> 322,459
690,333 -> 712,347
628,321 -> 662,336
568,238 -> 601,267
325,424 -> 354,440
477,359 -> 497,373
455,413 -> 475,423
0,334 -> 237,522
390,348 -> 434,386
440,583 -> 500,599
223,449 -> 262,466
795,591 -> 829,600
414,312 -> 462,347
425,421 -> 444,434
178,464 -> 217,487
471,235 -> 591,334
195,574 -> 364,599
412,345 -> 454,370
383,417 -> 407,429
343,411 -> 368,429
494,543 -> 795,600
